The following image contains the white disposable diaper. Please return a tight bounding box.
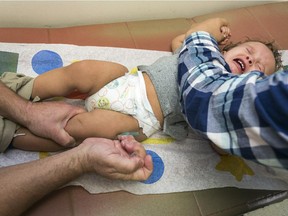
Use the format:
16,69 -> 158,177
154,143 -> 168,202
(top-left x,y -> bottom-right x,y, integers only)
85,70 -> 161,137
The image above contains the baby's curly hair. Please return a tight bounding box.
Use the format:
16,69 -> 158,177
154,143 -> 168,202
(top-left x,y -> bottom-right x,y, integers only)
221,38 -> 283,71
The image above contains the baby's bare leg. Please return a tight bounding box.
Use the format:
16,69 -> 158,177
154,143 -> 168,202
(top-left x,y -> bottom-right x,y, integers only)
12,128 -> 68,152
65,109 -> 147,142
32,60 -> 128,100
12,108 -> 148,152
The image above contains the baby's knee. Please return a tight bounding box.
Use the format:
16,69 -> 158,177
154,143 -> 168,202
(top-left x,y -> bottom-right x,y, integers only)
70,60 -> 93,70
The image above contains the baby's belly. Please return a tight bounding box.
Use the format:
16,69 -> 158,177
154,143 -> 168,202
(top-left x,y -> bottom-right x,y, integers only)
143,72 -> 164,127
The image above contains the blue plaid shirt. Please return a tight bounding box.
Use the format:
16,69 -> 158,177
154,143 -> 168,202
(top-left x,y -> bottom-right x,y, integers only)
178,31 -> 288,169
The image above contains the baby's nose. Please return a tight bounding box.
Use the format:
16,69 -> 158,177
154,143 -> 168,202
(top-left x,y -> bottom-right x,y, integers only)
246,56 -> 253,65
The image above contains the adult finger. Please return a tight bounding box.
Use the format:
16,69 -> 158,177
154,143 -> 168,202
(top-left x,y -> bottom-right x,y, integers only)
111,154 -> 153,181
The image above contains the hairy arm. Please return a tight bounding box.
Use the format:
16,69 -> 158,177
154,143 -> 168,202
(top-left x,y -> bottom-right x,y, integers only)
0,81 -> 31,126
0,136 -> 152,216
0,147 -> 83,216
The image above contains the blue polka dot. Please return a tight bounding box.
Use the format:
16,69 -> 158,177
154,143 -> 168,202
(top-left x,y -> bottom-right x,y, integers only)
32,50 -> 63,74
141,150 -> 164,184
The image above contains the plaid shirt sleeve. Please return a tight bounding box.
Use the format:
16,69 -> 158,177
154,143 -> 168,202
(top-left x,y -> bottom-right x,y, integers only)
178,31 -> 288,169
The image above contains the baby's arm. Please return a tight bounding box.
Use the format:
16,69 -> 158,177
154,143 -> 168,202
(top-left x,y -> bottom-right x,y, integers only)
185,18 -> 231,44
171,34 -> 185,53
171,18 -> 230,53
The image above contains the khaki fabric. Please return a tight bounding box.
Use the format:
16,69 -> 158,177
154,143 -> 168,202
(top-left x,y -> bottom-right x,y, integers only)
0,72 -> 35,152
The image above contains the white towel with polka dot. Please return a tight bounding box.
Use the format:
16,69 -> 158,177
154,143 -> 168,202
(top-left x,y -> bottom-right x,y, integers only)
0,43 -> 288,194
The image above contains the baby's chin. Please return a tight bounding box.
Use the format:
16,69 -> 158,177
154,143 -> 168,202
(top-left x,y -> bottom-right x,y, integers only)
230,70 -> 242,75
227,64 -> 239,75
229,65 -> 244,75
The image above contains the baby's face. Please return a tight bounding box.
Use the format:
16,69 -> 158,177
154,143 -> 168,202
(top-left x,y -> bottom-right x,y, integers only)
223,41 -> 276,75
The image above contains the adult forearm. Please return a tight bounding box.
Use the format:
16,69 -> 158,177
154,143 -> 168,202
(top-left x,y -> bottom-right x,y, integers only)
0,147 -> 83,216
0,81 -> 31,126
0,136 -> 153,216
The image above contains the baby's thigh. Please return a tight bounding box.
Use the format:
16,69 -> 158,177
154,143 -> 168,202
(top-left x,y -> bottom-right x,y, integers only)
88,60 -> 129,94
66,109 -> 143,140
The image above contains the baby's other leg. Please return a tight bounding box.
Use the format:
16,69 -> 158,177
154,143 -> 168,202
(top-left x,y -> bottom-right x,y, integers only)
32,60 -> 128,100
11,127 -> 69,152
65,109 -> 147,142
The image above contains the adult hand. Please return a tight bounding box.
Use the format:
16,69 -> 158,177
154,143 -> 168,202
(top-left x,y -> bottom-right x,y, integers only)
0,80 -> 86,147
25,101 -> 85,146
78,136 -> 153,181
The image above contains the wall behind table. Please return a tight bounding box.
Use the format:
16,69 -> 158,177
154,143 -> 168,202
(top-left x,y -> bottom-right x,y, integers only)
0,1 -> 276,28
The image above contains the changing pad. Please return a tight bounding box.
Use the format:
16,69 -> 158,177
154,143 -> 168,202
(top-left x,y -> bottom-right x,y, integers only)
0,42 -> 288,195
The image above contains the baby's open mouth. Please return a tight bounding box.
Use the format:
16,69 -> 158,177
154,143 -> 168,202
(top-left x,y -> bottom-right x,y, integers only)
233,58 -> 245,72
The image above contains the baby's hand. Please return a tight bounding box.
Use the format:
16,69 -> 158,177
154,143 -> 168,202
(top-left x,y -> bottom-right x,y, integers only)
219,26 -> 231,45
